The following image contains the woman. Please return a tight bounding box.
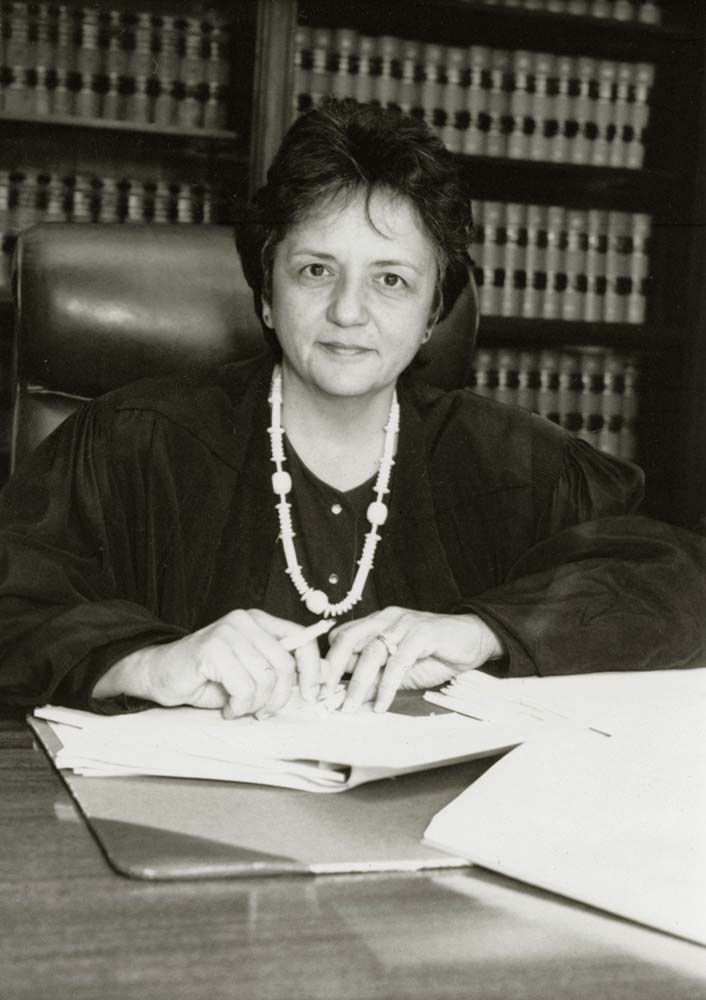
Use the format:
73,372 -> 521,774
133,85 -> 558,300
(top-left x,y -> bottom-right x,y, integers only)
0,99 -> 704,719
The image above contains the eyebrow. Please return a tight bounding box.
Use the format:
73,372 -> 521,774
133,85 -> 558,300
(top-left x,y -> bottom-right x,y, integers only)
289,250 -> 424,274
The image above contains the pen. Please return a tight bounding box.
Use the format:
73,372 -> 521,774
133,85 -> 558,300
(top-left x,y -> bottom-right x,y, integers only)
279,618 -> 335,652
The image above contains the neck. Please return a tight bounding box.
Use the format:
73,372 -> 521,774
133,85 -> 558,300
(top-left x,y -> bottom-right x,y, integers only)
278,364 -> 398,491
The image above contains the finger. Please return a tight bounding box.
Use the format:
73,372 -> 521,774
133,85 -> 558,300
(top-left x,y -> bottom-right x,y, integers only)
374,629 -> 433,713
326,610 -> 399,697
293,641 -> 323,703
341,636 -> 389,713
204,634 -> 276,717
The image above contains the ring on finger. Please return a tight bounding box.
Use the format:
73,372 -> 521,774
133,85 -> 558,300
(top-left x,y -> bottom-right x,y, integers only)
374,632 -> 398,660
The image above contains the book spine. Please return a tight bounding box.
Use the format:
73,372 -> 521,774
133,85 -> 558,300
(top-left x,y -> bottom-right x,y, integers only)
375,35 -> 400,110
584,208 -> 609,323
575,347 -> 606,448
440,46 -> 467,153
536,349 -> 560,425
619,355 -> 639,460
478,200 -> 503,317
420,42 -> 443,133
471,347 -> 497,400
398,37 -> 421,118
353,34 -> 375,105
501,201 -> 525,317
507,50 -> 533,160
570,56 -> 596,165
529,51 -> 554,162
609,61 -> 632,168
549,54 -> 573,163
625,62 -> 654,169
593,59 -> 617,166
484,47 -> 510,158
292,25 -> 312,117
522,202 -> 545,319
627,213 -> 651,324
604,210 -> 632,323
516,350 -> 539,413
598,350 -> 625,456
557,350 -> 583,436
331,27 -> 357,102
543,204 -> 565,319
309,27 -> 332,108
562,208 -> 587,321
495,348 -> 519,406
462,45 -> 490,156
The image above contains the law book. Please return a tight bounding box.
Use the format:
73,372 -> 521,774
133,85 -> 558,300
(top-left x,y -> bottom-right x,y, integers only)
463,45 -> 487,156
397,37 -> 421,118
470,347 -> 497,400
624,62 -> 654,169
375,34 -> 400,110
478,200 -> 504,316
528,51 -> 554,162
202,16 -> 230,130
500,201 -> 526,317
495,348 -> 519,407
151,13 -> 178,126
583,208 -> 609,323
627,212 -> 651,324
516,349 -> 539,413
73,7 -> 101,120
440,46 -> 467,153
619,355 -> 639,460
604,210 -> 632,323
557,350 -> 583,436
484,47 -> 511,158
291,25 -> 312,117
598,350 -> 625,456
308,26 -> 332,108
549,54 -> 573,163
3,1 -> 32,115
637,1 -> 661,23
575,347 -> 606,447
330,27 -> 357,102
542,204 -> 566,319
420,41 -> 444,133
569,56 -> 596,165
609,61 -> 633,169
562,208 -> 587,321
521,202 -> 546,319
353,34 -> 375,105
507,49 -> 533,160
536,349 -> 561,425
593,59 -> 617,167
175,16 -> 204,129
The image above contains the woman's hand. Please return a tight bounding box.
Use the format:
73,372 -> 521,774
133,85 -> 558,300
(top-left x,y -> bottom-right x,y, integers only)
325,607 -> 505,714
92,609 -> 323,719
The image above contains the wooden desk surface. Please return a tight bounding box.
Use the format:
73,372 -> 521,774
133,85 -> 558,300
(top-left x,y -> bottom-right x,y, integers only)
1,730 -> 705,1000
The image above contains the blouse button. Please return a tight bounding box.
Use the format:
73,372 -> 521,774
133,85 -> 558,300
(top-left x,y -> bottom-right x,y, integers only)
331,503 -> 343,515
328,573 -> 339,585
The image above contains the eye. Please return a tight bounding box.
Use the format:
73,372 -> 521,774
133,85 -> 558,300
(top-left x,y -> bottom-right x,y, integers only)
301,263 -> 329,278
380,272 -> 407,289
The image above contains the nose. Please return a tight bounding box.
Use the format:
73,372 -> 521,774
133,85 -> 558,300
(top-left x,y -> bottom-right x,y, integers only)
326,274 -> 369,327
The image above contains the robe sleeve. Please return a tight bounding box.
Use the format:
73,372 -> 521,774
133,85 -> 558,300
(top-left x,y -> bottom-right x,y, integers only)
0,401 -> 189,711
460,437 -> 706,676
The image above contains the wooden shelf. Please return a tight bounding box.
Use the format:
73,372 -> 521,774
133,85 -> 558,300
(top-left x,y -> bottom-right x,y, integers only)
0,111 -> 240,146
476,316 -> 685,352
298,0 -> 703,57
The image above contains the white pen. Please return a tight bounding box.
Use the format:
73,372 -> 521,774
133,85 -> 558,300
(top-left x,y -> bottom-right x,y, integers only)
279,618 -> 335,652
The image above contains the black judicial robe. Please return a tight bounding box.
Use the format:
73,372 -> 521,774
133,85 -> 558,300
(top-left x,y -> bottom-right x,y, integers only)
0,357 -> 704,711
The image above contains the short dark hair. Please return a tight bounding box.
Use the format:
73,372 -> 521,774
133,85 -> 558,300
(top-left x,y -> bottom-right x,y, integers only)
234,98 -> 474,353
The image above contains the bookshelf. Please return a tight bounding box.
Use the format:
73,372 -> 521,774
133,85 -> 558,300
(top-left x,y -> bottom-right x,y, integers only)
274,0 -> 706,521
1,0 -> 705,525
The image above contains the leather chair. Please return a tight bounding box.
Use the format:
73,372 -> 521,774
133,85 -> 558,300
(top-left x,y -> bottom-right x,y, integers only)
10,223 -> 478,471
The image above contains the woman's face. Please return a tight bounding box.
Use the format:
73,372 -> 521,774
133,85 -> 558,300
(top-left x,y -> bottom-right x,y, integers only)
265,188 -> 438,404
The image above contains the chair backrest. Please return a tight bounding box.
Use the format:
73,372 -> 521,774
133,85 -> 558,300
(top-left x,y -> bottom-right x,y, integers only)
10,223 -> 478,470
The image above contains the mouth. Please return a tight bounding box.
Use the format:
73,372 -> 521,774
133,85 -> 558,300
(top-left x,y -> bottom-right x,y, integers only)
319,342 -> 373,357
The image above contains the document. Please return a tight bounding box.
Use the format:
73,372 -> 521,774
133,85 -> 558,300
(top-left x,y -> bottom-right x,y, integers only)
35,694 -> 525,793
424,720 -> 706,946
424,666 -> 706,737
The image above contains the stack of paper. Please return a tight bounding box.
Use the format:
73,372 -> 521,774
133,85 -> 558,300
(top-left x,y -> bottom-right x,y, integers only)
35,696 -> 526,793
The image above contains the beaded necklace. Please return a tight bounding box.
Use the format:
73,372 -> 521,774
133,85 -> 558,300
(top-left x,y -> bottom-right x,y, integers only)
268,365 -> 399,618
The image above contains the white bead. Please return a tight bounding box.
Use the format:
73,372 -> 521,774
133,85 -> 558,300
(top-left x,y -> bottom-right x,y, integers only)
304,589 -> 329,615
367,500 -> 388,526
272,471 -> 292,494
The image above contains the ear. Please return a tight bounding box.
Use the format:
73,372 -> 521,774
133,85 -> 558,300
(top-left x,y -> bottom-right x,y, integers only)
261,298 -> 273,329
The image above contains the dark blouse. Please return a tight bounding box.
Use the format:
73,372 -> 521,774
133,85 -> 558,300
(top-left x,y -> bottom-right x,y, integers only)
0,356 -> 704,712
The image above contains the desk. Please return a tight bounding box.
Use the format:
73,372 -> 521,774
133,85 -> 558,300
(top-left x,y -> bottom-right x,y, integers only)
1,722 -> 705,1000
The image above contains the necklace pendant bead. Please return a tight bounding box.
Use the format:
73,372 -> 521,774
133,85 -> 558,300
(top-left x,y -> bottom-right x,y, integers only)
272,471 -> 292,494
304,589 -> 329,615
367,500 -> 388,526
